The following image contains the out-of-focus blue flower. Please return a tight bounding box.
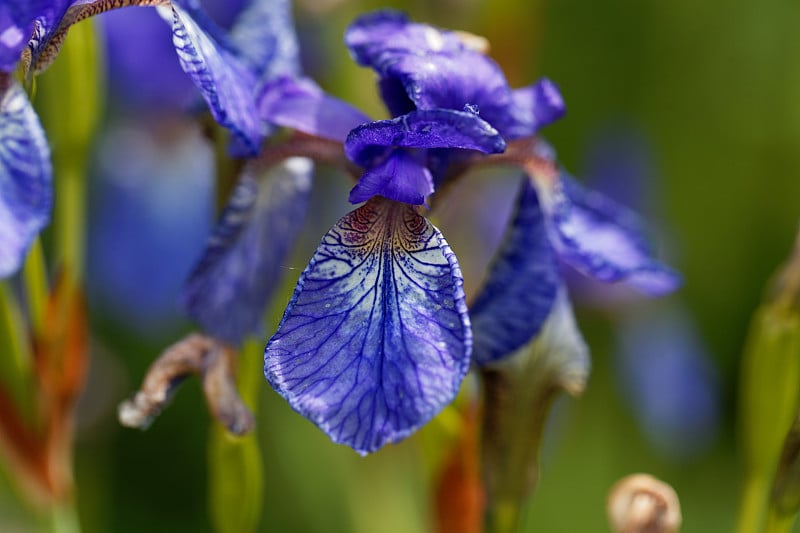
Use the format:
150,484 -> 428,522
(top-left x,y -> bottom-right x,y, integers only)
87,122 -> 213,335
0,0 -> 293,278
616,305 -> 719,458
256,9 -> 679,455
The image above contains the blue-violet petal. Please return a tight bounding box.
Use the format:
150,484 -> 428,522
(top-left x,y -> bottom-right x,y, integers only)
257,76 -> 370,142
182,157 -> 313,344
229,0 -> 299,80
345,9 -> 462,67
504,78 -> 566,139
159,2 -> 263,154
0,81 -> 52,277
264,196 -> 472,455
471,176 -> 560,365
345,109 -> 505,169
349,149 -> 433,206
550,174 -> 681,296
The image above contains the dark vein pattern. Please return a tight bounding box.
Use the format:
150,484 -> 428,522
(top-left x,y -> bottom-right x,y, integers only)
470,177 -> 559,365
265,196 -> 471,455
0,81 -> 51,277
182,157 -> 313,344
162,2 -> 263,154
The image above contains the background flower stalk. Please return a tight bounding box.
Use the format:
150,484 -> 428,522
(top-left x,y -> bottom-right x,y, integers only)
737,229 -> 800,533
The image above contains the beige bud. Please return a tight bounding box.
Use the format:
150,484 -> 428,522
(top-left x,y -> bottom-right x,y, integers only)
607,474 -> 682,533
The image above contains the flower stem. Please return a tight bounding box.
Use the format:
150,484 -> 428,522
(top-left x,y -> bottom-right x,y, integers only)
764,507 -> 796,533
22,238 -> 48,335
484,499 -> 522,533
736,476 -> 770,533
50,501 -> 81,533
208,340 -> 263,533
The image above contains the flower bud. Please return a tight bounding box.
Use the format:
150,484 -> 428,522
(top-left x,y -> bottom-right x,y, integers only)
607,474 -> 681,533
737,229 -> 800,531
480,290 -> 590,531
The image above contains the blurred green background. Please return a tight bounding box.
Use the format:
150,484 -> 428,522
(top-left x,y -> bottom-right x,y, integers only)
3,0 -> 800,531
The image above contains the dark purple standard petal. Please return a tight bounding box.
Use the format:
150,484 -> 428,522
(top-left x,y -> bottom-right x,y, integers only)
0,81 -> 52,277
471,177 -> 560,365
344,9 -> 462,67
182,157 -> 313,344
264,197 -> 472,455
550,174 -> 681,296
503,78 -> 566,139
257,76 -> 370,142
159,2 -> 263,154
345,109 -> 505,169
348,149 -> 433,206
375,50 -> 514,128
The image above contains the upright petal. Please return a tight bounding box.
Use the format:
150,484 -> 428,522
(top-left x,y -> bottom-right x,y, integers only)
374,50 -> 514,130
549,174 -> 681,296
265,197 -> 471,455
158,1 -> 263,154
0,81 -> 52,277
471,177 -> 560,365
182,157 -> 313,344
345,109 -> 505,170
257,76 -> 370,142
229,0 -> 300,79
503,78 -> 566,139
345,10 -> 462,67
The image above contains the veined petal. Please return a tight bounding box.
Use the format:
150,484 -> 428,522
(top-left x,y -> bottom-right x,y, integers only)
550,174 -> 681,296
158,2 -> 262,154
264,196 -> 471,455
504,78 -> 566,139
471,177 -> 559,365
345,10 -> 463,67
182,157 -> 313,344
257,76 -> 370,142
229,0 -> 299,79
345,109 -> 505,169
349,149 -> 433,206
0,80 -> 52,277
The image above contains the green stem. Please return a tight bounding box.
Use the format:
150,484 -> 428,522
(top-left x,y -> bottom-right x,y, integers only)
50,500 -> 81,533
0,283 -> 34,419
208,340 -> 263,533
737,476 -> 770,533
53,164 -> 86,281
22,238 -> 48,336
484,500 -> 522,533
765,507 -> 796,533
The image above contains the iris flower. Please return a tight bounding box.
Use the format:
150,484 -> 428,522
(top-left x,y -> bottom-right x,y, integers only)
0,0 -> 296,277
253,10 -> 678,455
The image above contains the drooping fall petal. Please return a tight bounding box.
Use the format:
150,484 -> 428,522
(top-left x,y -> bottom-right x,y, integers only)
265,196 -> 471,455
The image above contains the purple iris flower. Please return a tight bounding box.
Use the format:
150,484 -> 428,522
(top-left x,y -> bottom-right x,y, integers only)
256,10 -> 670,455
0,0 -> 295,278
